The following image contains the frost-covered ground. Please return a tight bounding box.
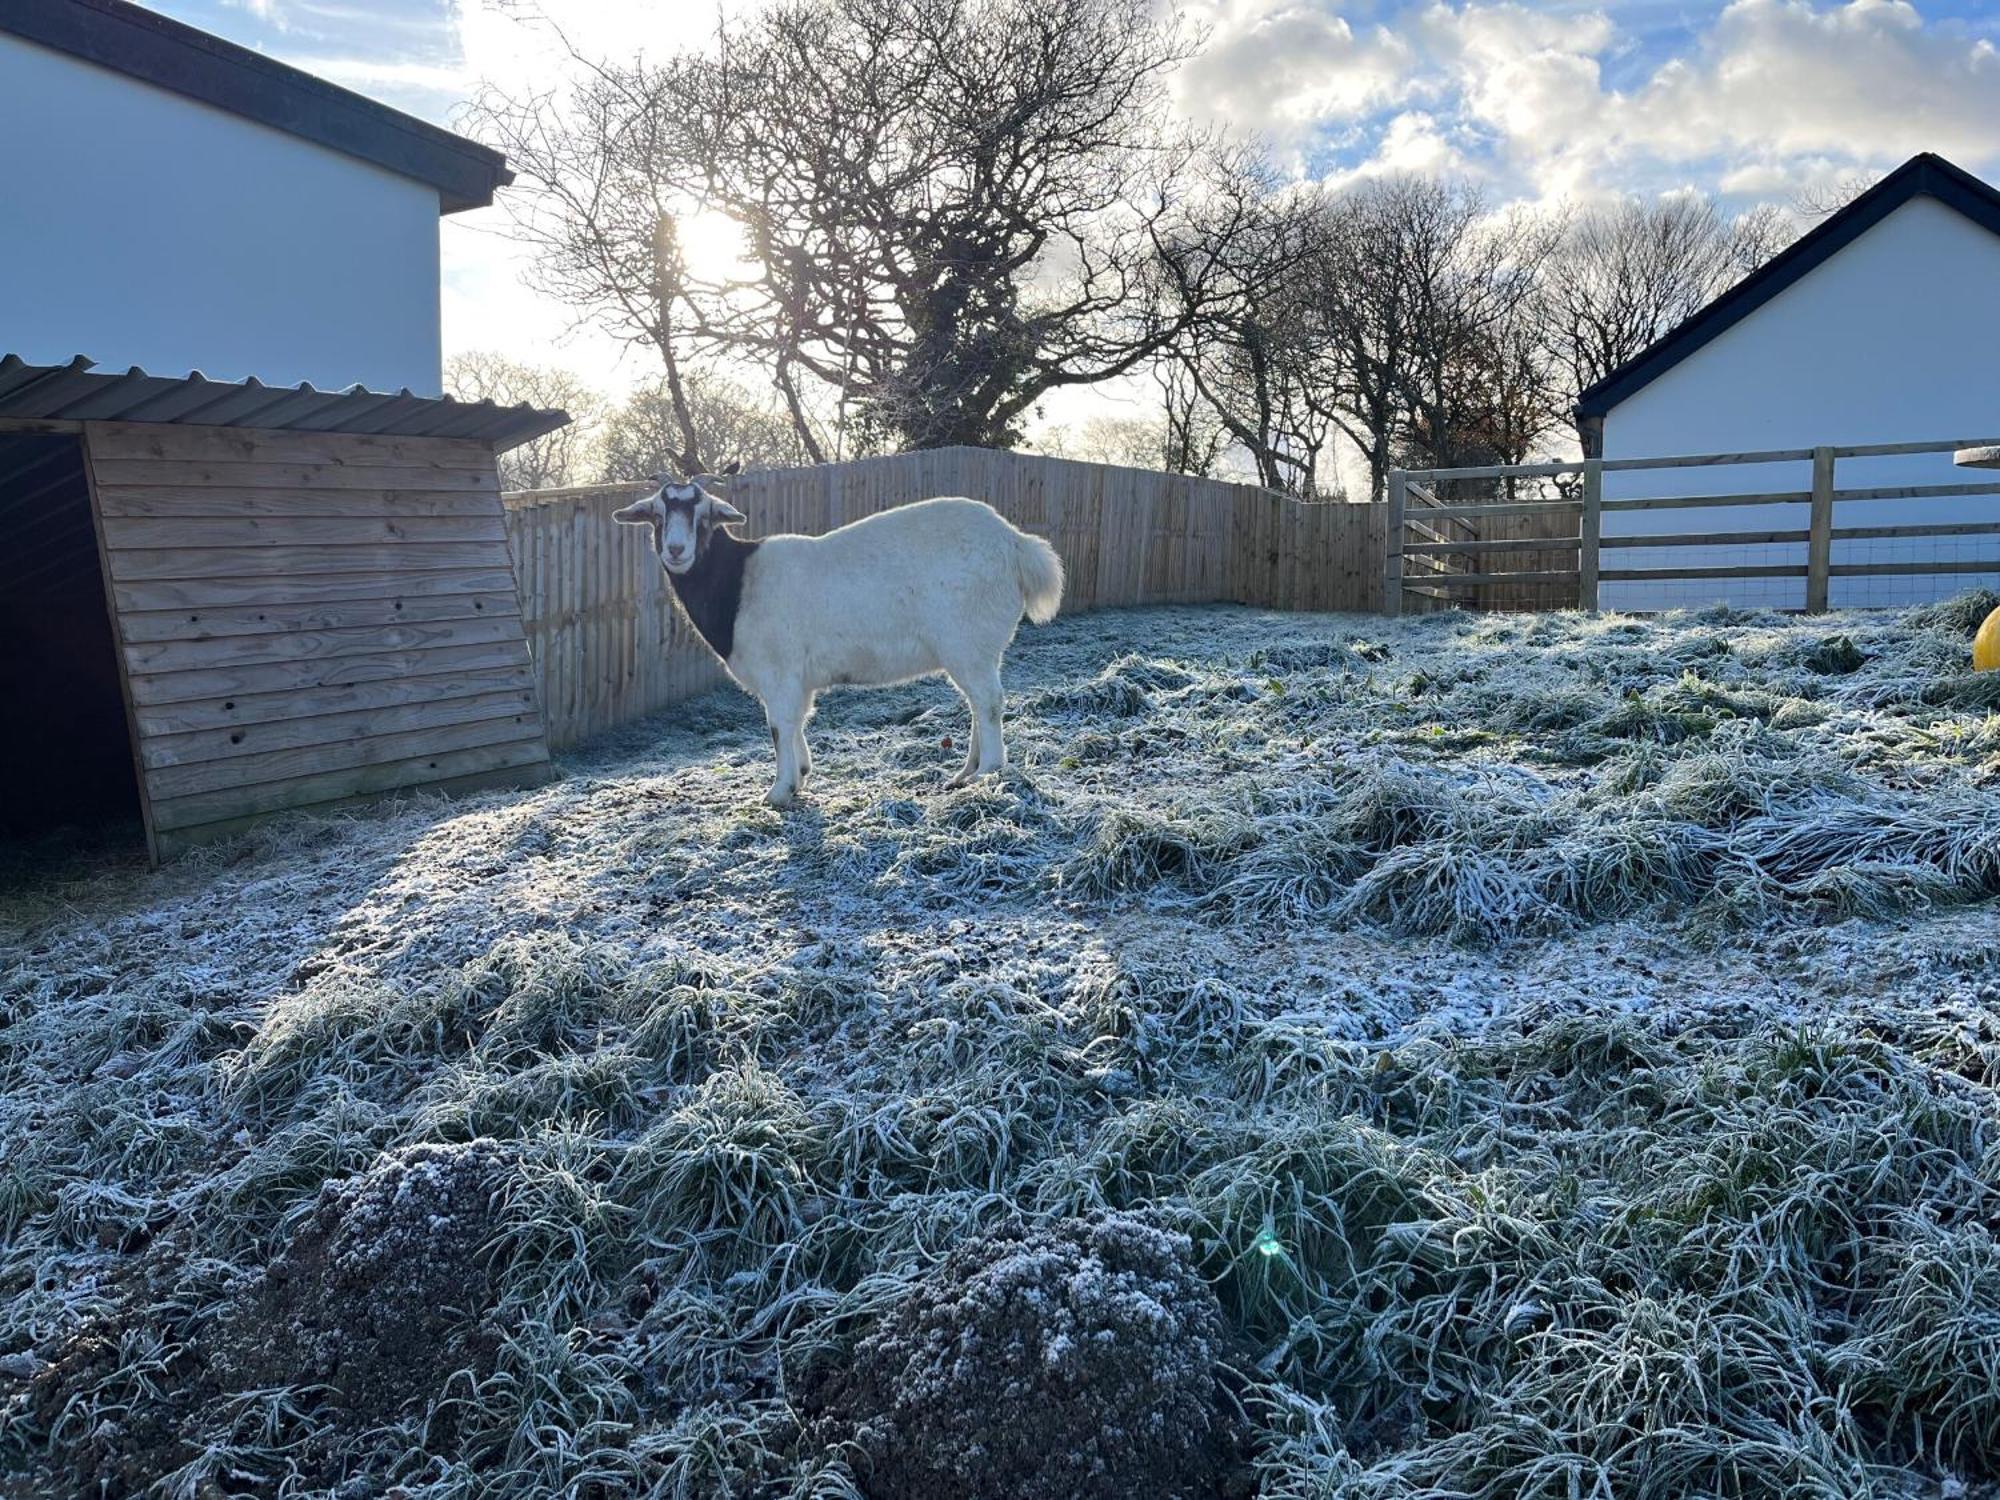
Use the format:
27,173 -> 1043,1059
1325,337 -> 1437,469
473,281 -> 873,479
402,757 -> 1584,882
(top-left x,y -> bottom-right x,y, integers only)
4,595 -> 2000,1498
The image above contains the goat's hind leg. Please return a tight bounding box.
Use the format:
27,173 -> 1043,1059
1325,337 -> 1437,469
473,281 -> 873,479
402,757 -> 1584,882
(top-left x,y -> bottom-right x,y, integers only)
969,663 -> 1007,777
943,661 -> 1005,786
795,692 -> 816,786
947,697 -> 982,789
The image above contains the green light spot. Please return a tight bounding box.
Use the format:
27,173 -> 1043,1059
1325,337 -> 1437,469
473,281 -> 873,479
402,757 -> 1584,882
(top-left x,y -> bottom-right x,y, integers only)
1254,1228 -> 1284,1259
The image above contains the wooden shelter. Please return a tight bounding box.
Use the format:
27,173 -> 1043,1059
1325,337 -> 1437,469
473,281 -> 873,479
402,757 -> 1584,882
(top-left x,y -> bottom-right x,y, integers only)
0,354 -> 566,861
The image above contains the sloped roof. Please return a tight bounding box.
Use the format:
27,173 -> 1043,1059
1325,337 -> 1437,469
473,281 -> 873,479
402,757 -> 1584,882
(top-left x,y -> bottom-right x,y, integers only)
1575,153 -> 2000,421
0,354 -> 569,449
0,0 -> 510,213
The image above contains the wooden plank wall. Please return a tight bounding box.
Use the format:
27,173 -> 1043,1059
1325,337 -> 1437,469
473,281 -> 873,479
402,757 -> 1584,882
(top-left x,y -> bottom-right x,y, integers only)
83,421 -> 554,859
506,447 -> 1387,750
1472,510 -> 1582,612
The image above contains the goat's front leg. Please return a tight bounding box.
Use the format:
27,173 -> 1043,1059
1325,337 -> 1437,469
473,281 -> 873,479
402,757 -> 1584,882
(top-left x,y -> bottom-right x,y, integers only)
762,691 -> 808,807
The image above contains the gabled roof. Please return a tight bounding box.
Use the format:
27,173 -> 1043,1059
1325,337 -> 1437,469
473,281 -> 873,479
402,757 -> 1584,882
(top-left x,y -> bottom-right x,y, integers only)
0,354 -> 569,450
1575,153 -> 2000,421
0,0 -> 510,213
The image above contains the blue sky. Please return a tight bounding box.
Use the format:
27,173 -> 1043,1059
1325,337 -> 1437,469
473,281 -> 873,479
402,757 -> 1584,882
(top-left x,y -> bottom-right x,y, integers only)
143,0 -> 2000,389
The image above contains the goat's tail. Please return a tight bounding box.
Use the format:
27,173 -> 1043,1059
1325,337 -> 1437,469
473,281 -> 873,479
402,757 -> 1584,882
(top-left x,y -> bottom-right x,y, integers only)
1014,532 -> 1065,624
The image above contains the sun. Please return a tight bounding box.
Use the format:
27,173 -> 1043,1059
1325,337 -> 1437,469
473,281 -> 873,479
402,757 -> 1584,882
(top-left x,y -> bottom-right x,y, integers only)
674,208 -> 758,284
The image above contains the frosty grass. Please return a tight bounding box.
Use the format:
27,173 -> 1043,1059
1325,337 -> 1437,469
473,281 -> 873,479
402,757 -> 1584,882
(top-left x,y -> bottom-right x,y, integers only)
4,594 -> 2000,1496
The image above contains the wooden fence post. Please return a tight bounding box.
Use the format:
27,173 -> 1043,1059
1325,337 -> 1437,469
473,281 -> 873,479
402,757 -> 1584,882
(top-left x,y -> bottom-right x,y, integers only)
1806,446 -> 1835,613
1579,458 -> 1603,611
1384,470 -> 1406,617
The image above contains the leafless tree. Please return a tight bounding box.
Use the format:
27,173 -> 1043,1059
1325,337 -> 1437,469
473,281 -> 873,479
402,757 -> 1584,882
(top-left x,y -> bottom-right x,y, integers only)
1376,185 -> 1558,480
1537,195 -> 1788,436
1794,173 -> 1874,221
598,369 -> 822,481
1155,363 -> 1229,478
444,352 -> 601,491
472,0 -> 1250,458
1054,414 -> 1171,469
1158,170 -> 1336,494
1159,174 -> 1562,499
1291,178 -> 1556,499
1303,187 -> 1411,503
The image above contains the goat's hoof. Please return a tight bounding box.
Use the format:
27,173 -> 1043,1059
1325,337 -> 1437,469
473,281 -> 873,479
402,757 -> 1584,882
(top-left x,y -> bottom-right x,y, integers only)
765,788 -> 797,808
944,770 -> 973,790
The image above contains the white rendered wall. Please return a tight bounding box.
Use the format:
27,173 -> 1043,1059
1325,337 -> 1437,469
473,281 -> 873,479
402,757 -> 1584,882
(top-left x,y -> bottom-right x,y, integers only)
0,33 -> 442,395
1600,196 -> 2000,612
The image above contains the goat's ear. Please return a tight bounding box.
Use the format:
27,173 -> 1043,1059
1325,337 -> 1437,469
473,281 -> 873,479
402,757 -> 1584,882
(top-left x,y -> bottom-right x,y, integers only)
611,498 -> 657,525
706,496 -> 747,525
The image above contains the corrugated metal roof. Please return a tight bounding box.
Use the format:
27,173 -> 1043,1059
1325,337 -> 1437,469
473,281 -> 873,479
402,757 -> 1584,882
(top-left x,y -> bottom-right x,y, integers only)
0,355 -> 570,450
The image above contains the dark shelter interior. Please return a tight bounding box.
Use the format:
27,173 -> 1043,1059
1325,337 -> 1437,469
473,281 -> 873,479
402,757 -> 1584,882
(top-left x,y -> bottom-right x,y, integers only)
0,434 -> 142,838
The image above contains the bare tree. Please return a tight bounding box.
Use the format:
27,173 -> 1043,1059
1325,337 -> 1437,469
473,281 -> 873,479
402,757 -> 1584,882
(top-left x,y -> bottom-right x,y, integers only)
598,369 -> 823,481
444,352 -> 601,491
1537,195 -> 1787,435
1793,173 -> 1874,221
1159,171 -> 1336,494
1156,363 -> 1228,478
473,0 -> 1250,457
1159,174 -> 1562,499
1370,185 -> 1558,480
1302,179 -> 1499,500
1073,414 -> 1171,469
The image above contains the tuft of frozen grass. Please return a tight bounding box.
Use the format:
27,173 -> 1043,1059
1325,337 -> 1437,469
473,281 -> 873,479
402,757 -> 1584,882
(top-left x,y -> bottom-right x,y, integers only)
4,595 -> 2000,1495
616,1063 -> 834,1270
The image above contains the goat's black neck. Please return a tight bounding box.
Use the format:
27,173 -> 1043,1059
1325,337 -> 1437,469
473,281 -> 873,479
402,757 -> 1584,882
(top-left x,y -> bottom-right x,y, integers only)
667,528 -> 759,662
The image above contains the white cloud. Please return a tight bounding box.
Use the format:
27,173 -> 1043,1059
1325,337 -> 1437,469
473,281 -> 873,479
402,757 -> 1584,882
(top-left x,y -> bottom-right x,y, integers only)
452,0 -> 743,97
225,0 -> 286,26
1618,0 -> 2000,172
282,54 -> 471,96
1177,0 -> 1415,150
1421,5 -> 1612,165
1277,0 -> 2000,211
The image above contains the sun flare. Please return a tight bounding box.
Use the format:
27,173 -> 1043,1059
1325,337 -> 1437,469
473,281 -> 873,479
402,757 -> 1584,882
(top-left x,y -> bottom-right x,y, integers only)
674,208 -> 758,283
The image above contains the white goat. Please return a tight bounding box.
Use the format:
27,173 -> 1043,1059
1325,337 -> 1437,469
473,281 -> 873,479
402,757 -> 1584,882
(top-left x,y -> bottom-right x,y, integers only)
614,474 -> 1064,806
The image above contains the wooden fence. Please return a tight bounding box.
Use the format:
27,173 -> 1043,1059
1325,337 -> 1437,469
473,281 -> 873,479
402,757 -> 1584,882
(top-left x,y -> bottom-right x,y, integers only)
1386,436 -> 2000,615
505,446 -> 1388,749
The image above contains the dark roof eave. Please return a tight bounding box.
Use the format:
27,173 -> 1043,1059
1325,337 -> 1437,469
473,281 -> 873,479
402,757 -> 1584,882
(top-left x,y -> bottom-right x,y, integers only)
0,0 -> 511,213
1574,153 -> 2000,421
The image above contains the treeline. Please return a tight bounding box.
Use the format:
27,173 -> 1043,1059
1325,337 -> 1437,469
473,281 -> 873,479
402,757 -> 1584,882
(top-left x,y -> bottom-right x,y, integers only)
468,0 -> 1797,499
446,356 -> 816,493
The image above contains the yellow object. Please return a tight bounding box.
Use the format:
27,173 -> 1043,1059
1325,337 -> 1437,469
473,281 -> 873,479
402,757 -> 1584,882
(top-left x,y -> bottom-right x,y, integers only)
1976,606 -> 2000,673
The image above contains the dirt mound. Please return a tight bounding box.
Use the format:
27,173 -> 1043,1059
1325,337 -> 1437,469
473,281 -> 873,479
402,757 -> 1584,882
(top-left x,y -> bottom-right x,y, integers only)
14,1142 -> 518,1495
214,1139 -> 518,1441
815,1212 -> 1246,1500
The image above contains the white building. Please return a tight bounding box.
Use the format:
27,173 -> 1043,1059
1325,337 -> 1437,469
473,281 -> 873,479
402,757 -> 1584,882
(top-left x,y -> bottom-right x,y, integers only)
0,0 -> 510,395
1576,153 -> 2000,612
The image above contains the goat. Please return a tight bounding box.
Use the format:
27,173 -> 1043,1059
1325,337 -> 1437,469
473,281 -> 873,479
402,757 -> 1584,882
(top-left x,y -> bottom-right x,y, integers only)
614,471 -> 1064,806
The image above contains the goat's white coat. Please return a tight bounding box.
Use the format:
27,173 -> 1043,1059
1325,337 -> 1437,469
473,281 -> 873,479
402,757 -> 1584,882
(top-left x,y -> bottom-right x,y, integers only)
628,493 -> 1063,805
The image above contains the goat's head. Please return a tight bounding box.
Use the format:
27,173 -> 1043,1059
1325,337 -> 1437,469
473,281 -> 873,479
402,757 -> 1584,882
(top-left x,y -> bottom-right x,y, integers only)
612,461 -> 745,574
